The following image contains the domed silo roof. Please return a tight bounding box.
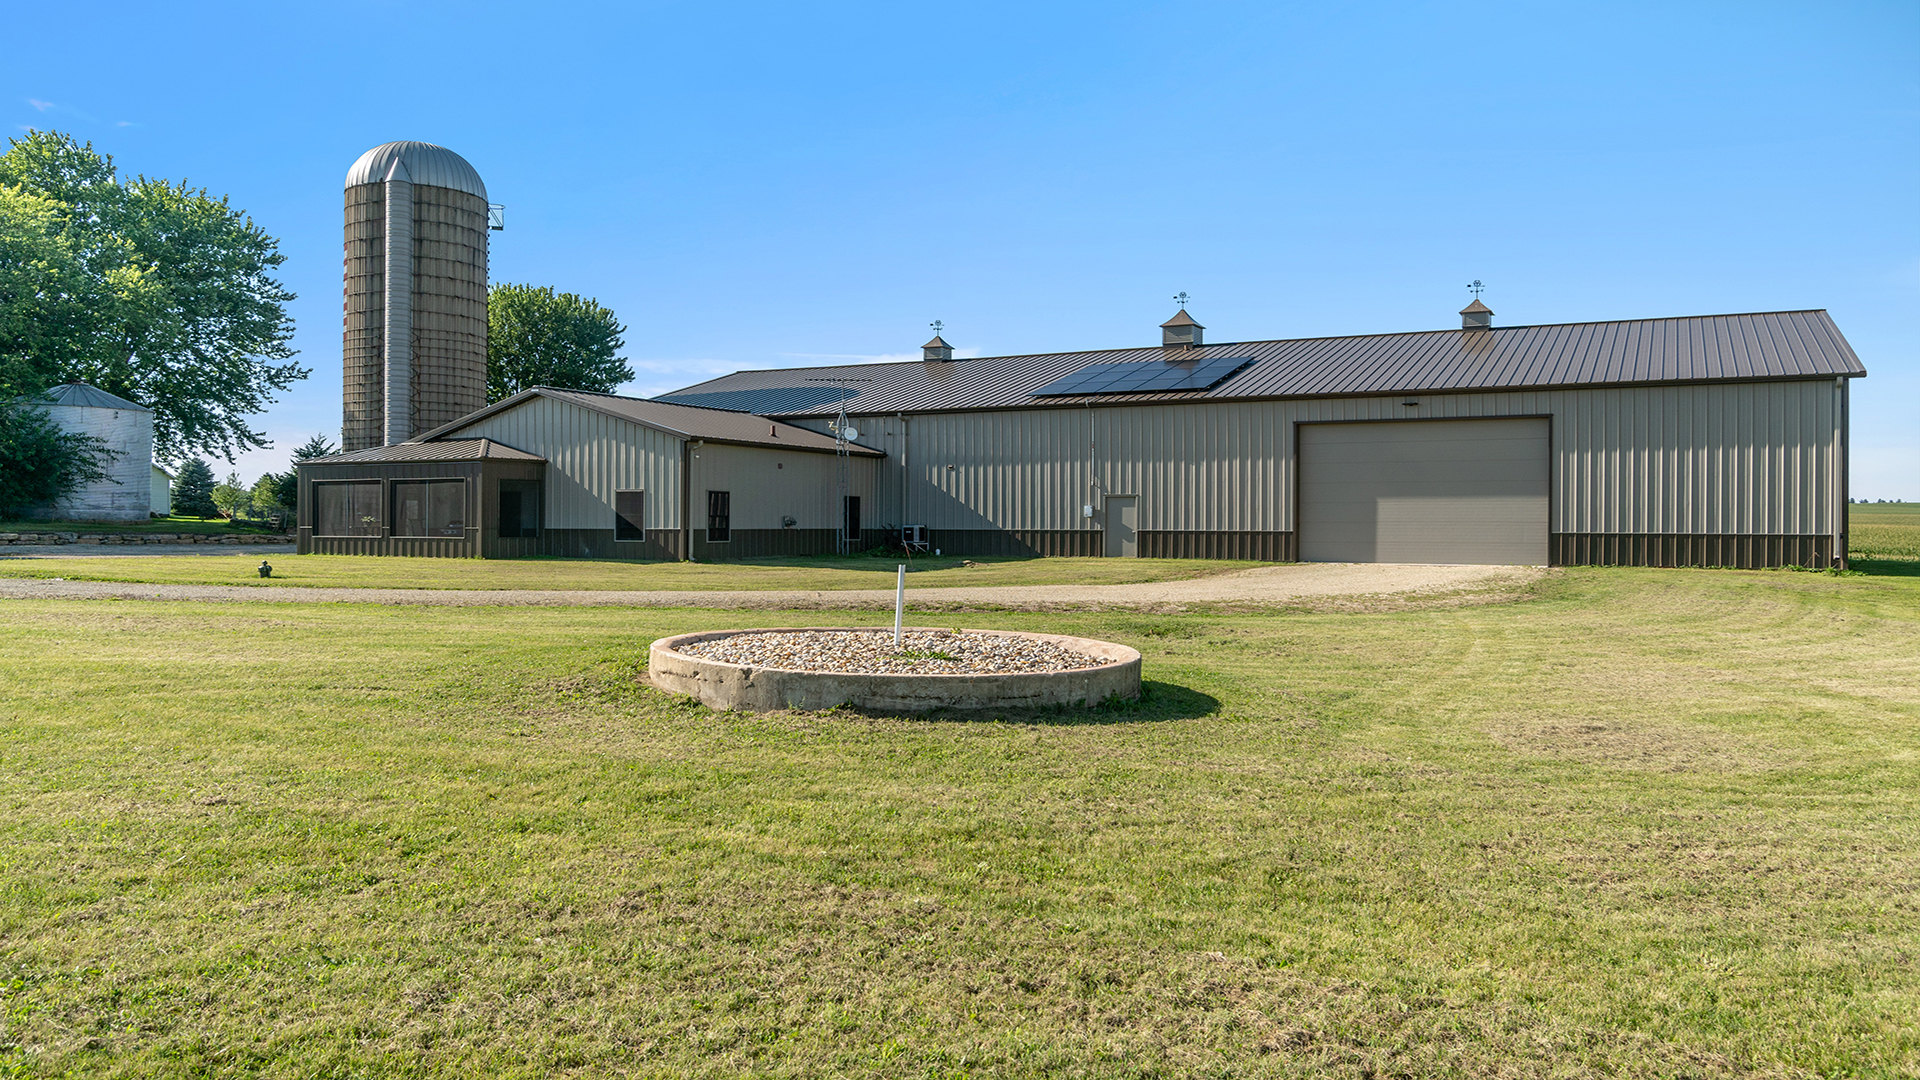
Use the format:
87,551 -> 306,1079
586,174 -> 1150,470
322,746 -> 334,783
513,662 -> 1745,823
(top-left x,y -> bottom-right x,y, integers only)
24,381 -> 151,412
344,141 -> 487,200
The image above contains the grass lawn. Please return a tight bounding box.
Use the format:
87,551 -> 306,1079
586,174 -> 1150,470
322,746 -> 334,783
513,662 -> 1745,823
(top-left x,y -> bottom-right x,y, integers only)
2,568 -> 1916,1076
0,553 -> 1268,592
0,516 -> 287,537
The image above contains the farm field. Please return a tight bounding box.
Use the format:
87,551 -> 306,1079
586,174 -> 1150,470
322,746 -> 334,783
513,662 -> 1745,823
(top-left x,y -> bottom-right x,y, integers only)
0,553 -> 1267,592
2,567 -> 1917,1076
1849,501 -> 1920,565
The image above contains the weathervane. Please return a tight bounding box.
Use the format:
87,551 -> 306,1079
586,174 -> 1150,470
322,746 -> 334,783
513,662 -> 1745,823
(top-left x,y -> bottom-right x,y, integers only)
929,319 -> 944,335
1173,292 -> 1191,308
1467,280 -> 1485,299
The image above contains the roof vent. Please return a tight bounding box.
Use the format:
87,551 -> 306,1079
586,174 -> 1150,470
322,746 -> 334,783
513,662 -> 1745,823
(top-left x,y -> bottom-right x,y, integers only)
1460,299 -> 1493,331
1161,308 -> 1204,352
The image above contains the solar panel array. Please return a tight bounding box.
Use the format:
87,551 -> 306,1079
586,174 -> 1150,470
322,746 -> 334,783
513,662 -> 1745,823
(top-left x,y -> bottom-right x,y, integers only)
1030,354 -> 1255,397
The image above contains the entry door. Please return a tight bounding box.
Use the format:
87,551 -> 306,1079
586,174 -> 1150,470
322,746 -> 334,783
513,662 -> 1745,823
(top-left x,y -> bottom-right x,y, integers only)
842,495 -> 861,552
1104,495 -> 1138,557
1298,418 -> 1549,565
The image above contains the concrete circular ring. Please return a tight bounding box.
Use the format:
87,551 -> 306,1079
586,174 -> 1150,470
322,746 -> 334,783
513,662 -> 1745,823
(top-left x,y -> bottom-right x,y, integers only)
647,627 -> 1142,713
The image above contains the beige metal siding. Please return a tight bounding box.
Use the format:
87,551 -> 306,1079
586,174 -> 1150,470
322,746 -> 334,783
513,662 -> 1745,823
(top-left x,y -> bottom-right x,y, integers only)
1299,419 -> 1549,564
689,442 -> 878,532
840,379 -> 1839,545
449,395 -> 684,529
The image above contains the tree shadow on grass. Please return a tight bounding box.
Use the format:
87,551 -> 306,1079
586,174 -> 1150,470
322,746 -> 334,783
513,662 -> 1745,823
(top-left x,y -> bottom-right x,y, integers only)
1847,556 -> 1920,578
865,680 -> 1220,727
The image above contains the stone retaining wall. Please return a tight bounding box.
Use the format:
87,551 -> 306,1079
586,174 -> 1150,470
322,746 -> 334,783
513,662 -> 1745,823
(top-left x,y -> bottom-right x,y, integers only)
0,532 -> 295,546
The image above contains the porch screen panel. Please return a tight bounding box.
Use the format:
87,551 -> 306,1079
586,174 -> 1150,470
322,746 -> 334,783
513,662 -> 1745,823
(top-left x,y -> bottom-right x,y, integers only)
316,481 -> 382,536
394,480 -> 467,538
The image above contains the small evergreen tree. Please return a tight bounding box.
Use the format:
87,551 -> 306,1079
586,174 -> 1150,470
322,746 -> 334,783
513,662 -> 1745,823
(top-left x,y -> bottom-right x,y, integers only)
290,433 -> 336,462
211,470 -> 252,519
172,459 -> 218,518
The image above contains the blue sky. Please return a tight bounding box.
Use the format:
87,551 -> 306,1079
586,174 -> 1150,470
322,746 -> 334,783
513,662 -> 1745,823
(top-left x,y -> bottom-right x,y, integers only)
10,1 -> 1917,497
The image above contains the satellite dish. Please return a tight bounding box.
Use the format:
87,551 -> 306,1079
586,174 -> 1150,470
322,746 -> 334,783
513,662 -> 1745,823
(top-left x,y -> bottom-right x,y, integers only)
842,426 -> 859,441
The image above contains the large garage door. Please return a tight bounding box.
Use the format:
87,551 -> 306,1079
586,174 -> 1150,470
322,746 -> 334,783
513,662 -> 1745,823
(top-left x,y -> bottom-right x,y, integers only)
1299,418 -> 1549,565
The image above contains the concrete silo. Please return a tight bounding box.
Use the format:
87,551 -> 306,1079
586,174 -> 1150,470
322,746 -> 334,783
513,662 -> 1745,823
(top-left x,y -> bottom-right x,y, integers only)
28,382 -> 154,522
342,141 -> 493,450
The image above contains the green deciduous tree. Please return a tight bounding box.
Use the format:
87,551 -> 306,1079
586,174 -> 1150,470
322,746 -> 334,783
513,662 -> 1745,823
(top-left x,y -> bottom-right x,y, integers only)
171,459 -> 217,519
0,183 -> 85,401
0,402 -> 116,516
0,130 -> 305,460
487,283 -> 633,402
249,474 -> 290,528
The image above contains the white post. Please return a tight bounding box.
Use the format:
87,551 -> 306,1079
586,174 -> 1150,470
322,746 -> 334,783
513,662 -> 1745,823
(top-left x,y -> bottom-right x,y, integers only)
895,564 -> 905,647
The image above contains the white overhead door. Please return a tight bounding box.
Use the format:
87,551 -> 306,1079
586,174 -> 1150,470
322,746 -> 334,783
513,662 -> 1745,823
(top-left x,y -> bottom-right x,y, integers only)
1299,418 -> 1549,565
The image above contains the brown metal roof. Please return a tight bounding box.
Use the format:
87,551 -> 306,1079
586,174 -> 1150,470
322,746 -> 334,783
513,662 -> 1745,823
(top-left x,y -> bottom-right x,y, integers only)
418,387 -> 884,456
306,439 -> 546,464
657,310 -> 1865,419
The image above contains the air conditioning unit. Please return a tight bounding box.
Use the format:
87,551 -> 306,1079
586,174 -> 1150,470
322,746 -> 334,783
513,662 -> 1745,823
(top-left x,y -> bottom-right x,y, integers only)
901,524 -> 929,551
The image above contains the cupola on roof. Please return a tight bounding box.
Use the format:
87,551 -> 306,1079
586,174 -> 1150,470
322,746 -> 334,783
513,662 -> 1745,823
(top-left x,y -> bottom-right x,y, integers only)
344,141 -> 487,199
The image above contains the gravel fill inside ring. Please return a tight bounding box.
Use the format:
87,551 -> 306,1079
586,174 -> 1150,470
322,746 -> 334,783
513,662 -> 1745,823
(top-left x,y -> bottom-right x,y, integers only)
672,630 -> 1102,675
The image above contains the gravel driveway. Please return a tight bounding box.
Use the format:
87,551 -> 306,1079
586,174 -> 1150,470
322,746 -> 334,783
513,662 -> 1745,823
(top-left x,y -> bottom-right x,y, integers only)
0,562 -> 1544,611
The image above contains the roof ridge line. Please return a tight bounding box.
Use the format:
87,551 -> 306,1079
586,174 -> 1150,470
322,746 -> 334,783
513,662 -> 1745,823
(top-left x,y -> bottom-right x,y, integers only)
663,310 -> 1833,380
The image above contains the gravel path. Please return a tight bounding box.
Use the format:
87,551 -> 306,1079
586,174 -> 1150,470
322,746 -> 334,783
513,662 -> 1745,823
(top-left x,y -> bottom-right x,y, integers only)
676,629 -> 1099,674
0,562 -> 1543,611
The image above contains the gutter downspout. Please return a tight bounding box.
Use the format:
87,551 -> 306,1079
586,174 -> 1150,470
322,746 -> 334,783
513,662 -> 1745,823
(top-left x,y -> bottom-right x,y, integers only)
1838,376 -> 1850,569
1087,401 -> 1096,552
898,412 -> 907,537
681,439 -> 695,561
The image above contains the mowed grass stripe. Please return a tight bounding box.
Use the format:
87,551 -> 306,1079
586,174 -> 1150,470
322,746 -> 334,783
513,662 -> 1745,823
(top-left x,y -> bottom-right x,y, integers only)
1,566 -> 1916,1076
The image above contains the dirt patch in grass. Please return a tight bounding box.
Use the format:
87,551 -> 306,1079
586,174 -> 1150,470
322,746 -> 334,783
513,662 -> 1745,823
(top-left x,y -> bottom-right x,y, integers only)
1485,716 -> 1794,773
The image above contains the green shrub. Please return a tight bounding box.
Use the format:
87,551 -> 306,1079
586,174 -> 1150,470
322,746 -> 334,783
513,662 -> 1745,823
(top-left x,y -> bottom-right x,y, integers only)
0,401 -> 116,515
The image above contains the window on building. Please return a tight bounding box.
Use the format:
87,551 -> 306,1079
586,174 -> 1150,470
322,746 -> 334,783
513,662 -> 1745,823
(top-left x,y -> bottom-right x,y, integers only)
615,490 -> 645,541
499,480 -> 541,538
706,490 -> 731,542
393,480 -> 467,538
315,481 -> 382,537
